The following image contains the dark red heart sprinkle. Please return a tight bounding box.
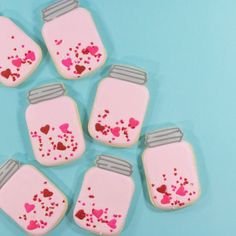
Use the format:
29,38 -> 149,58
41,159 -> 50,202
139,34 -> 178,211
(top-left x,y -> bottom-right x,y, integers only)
40,125 -> 50,134
42,188 -> 53,198
75,209 -> 86,220
95,123 -> 105,132
75,65 -> 85,74
156,184 -> 167,193
1,68 -> 11,79
57,142 -> 66,151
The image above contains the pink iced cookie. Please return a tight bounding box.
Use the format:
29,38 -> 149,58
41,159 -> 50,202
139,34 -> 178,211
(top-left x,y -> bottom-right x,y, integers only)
25,83 -> 85,166
0,160 -> 68,235
41,0 -> 106,79
0,16 -> 42,87
88,65 -> 149,147
142,128 -> 201,210
73,155 -> 134,235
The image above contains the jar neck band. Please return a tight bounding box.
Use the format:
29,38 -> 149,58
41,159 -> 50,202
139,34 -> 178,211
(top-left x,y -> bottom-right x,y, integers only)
0,160 -> 21,189
108,65 -> 147,85
145,128 -> 183,148
28,83 -> 65,104
96,155 -> 133,176
42,0 -> 78,22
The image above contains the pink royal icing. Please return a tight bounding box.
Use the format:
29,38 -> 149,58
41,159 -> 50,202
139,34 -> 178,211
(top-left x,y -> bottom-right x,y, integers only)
0,17 -> 41,87
0,164 -> 67,234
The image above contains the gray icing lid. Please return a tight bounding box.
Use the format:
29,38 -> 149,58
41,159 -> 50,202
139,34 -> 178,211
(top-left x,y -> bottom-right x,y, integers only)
42,0 -> 79,22
28,83 -> 65,104
96,155 -> 133,176
145,127 -> 183,148
0,160 -> 21,189
108,65 -> 147,85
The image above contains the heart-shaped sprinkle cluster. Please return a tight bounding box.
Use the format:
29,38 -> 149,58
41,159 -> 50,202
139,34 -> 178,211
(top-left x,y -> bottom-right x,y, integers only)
151,168 -> 197,208
94,109 -> 140,144
18,181 -> 66,231
75,186 -> 122,233
0,35 -> 37,82
30,122 -> 79,162
54,40 -> 102,78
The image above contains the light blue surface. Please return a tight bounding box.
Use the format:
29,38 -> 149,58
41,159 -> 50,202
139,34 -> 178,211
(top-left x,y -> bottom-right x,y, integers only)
0,0 -> 235,235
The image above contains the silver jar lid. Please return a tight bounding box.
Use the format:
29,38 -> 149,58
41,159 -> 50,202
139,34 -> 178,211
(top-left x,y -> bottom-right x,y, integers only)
42,0 -> 79,22
28,83 -> 65,104
0,159 -> 21,189
145,127 -> 183,148
108,64 -> 147,85
96,155 -> 133,176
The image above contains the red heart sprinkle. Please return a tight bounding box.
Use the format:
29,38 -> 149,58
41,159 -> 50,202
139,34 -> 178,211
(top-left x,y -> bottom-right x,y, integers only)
75,65 -> 86,74
42,188 -> 53,198
156,184 -> 167,193
1,68 -> 11,79
95,123 -> 105,132
57,142 -> 66,151
75,209 -> 86,220
40,125 -> 50,134
82,48 -> 89,54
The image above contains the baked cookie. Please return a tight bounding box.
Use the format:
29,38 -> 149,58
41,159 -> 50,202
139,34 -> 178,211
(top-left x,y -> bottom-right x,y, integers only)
25,83 -> 85,166
142,128 -> 201,210
74,155 -> 134,235
41,0 -> 106,79
0,16 -> 42,87
0,159 -> 68,234
88,64 -> 149,147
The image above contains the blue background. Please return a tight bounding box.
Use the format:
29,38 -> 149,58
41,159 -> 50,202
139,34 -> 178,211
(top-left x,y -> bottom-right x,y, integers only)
0,0 -> 235,235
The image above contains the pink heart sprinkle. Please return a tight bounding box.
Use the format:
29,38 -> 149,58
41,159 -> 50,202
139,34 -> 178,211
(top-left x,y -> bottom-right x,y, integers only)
176,185 -> 188,196
24,203 -> 35,213
111,127 -> 120,137
59,123 -> 69,133
62,58 -> 72,68
129,118 -> 139,129
12,58 -> 22,67
25,51 -> 35,61
107,219 -> 117,229
87,46 -> 99,56
27,220 -> 40,230
92,209 -> 103,218
161,194 -> 171,204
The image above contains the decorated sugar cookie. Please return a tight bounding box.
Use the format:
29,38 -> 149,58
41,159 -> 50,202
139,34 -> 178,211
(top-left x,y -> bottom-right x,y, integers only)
0,16 -> 42,87
73,155 -> 134,235
142,128 -> 201,210
25,83 -> 85,166
41,0 -> 106,79
0,159 -> 68,234
88,64 -> 149,147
